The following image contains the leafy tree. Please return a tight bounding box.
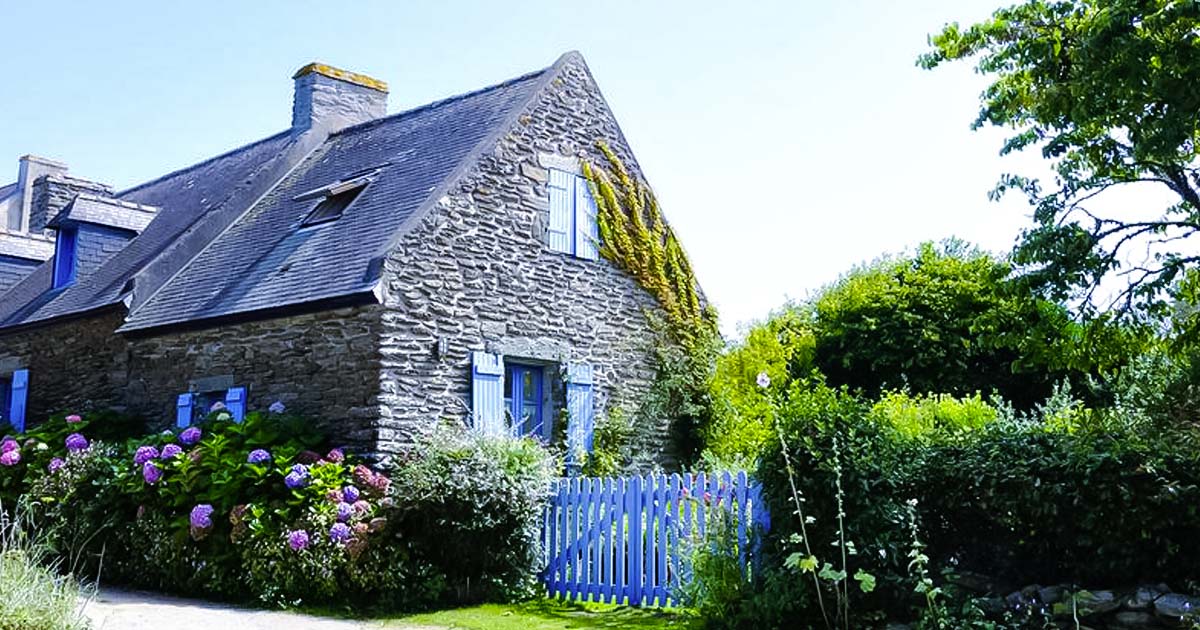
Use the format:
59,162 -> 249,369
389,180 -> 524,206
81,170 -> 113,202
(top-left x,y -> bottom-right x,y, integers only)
919,0 -> 1200,323
810,241 -> 1143,407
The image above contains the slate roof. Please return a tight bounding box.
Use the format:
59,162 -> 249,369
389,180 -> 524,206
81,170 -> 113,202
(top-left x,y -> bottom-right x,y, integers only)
0,131 -> 299,326
0,55 -> 563,333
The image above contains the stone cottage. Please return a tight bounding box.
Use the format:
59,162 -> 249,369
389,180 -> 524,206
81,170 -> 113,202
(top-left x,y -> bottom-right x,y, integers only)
0,52 -> 687,465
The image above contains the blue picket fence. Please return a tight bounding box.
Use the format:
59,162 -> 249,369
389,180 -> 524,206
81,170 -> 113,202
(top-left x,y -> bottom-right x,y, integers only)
540,471 -> 768,607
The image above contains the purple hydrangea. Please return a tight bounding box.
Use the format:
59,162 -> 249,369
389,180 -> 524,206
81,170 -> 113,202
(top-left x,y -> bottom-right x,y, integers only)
47,457 -> 65,473
325,448 -> 345,463
189,504 -> 214,530
336,502 -> 354,522
287,529 -> 310,551
342,485 -> 360,503
247,449 -> 271,464
329,522 -> 352,544
0,450 -> 20,467
0,439 -> 18,454
65,433 -> 88,452
160,444 -> 183,459
284,464 -> 309,489
210,401 -> 227,412
133,445 -> 160,466
179,427 -> 202,446
268,401 -> 286,414
142,461 -> 162,485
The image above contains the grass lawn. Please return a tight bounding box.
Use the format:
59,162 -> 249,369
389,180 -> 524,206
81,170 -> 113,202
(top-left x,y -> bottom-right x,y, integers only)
383,599 -> 696,630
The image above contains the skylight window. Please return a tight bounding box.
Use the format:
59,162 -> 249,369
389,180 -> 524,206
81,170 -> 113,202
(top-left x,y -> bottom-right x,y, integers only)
301,184 -> 366,227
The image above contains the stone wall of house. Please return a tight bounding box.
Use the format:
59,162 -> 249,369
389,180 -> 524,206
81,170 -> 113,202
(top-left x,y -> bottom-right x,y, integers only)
0,310 -> 129,422
377,56 -> 673,469
123,305 -> 385,452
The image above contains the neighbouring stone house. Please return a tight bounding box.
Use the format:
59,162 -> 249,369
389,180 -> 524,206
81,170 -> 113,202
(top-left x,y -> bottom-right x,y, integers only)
0,52 -> 689,466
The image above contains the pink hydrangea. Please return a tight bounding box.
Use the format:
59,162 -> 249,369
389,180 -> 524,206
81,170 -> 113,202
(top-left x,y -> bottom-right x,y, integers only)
65,414 -> 82,424
0,450 -> 20,467
0,439 -> 17,454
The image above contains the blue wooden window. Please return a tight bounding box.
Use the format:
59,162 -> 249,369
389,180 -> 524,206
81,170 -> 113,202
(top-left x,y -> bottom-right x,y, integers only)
547,169 -> 599,260
565,363 -> 595,462
505,363 -> 546,438
8,370 -> 28,434
176,393 -> 195,428
471,351 -> 506,436
177,386 -> 247,426
224,387 -> 247,422
52,227 -> 78,288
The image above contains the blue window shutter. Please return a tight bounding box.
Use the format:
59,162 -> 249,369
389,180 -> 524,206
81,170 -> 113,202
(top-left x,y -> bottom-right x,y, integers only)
224,387 -> 247,423
547,169 -> 573,254
565,363 -> 595,459
9,370 -> 28,434
176,393 -> 194,428
573,175 -> 599,260
471,351 -> 506,436
53,228 -> 78,288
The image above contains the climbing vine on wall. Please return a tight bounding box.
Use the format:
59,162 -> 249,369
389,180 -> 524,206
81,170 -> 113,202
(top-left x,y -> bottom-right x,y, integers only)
582,141 -> 716,346
582,140 -> 722,466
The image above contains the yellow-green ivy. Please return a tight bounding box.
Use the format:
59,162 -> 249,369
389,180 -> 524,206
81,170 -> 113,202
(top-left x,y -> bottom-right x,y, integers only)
583,140 -> 722,466
582,141 -> 715,346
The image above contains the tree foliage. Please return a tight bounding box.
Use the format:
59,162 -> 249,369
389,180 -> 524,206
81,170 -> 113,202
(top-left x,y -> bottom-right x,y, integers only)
812,241 -> 1083,407
920,0 -> 1200,322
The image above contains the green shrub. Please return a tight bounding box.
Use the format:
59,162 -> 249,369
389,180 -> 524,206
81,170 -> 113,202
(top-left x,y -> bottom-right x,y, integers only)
751,381 -> 1200,626
390,426 -> 556,604
582,408 -> 634,477
868,391 -> 996,440
704,308 -> 815,467
0,408 -> 556,612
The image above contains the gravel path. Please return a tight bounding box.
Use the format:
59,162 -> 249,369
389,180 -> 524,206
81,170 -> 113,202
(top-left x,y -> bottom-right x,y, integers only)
82,587 -> 415,630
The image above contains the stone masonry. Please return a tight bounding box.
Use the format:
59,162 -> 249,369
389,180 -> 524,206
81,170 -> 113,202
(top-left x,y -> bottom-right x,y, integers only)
377,57 -> 672,465
123,306 -> 385,451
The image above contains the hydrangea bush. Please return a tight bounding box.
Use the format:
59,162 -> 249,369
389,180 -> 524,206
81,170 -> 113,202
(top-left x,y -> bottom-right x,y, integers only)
1,407 -> 555,611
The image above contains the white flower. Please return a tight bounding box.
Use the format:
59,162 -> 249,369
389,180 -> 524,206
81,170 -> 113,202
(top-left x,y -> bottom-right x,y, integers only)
216,412 -> 232,422
210,401 -> 227,412
756,371 -> 771,389
268,401 -> 286,414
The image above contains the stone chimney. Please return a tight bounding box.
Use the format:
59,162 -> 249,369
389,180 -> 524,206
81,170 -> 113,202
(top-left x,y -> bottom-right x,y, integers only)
6,155 -> 66,231
29,173 -> 114,235
291,63 -> 388,133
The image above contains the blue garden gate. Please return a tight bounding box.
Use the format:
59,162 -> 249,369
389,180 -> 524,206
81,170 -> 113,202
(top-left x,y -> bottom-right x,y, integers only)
540,471 -> 768,606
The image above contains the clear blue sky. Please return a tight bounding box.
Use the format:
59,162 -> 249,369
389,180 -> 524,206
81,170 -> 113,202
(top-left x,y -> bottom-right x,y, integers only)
0,0 -> 1047,335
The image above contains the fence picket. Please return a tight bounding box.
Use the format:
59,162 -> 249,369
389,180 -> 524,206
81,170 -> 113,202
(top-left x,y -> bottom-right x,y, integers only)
615,476 -> 626,604
735,471 -> 749,570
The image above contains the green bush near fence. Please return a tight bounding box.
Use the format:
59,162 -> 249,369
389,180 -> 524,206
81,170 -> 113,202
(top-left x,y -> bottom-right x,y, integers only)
0,409 -> 555,611
695,374 -> 1200,628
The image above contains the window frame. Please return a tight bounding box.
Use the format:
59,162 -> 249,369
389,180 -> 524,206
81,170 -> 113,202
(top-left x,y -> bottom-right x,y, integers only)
300,182 -> 368,228
504,362 -> 548,439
